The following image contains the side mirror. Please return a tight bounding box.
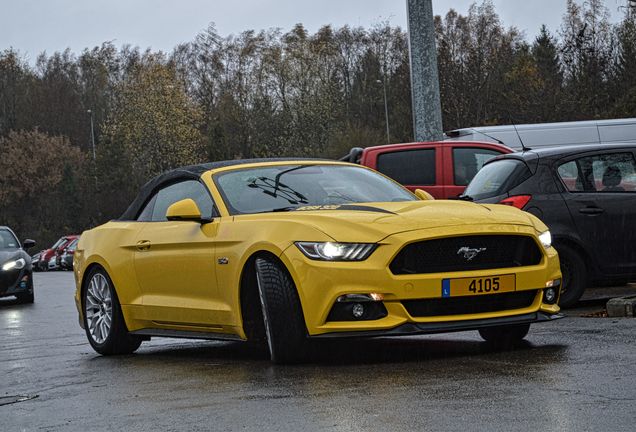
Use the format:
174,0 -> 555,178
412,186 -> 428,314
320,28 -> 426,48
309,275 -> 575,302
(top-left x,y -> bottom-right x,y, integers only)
414,189 -> 434,201
166,199 -> 211,223
22,239 -> 36,250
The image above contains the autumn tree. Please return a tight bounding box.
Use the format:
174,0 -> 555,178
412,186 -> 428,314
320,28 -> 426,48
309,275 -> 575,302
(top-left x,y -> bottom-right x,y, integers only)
560,0 -> 615,119
101,60 -> 205,183
0,130 -> 90,245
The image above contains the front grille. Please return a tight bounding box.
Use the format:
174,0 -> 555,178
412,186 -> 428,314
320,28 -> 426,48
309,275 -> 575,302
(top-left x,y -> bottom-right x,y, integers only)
390,235 -> 542,275
403,290 -> 538,317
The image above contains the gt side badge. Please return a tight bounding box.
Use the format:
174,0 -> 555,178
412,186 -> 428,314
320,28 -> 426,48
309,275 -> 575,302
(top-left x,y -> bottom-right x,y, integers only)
217,257 -> 229,265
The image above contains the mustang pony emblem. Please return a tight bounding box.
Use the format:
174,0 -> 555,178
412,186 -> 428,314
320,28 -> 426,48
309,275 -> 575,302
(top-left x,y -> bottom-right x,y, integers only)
457,247 -> 487,261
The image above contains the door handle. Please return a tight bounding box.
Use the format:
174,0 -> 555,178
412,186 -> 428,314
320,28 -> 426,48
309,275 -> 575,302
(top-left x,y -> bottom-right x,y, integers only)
579,207 -> 604,215
136,240 -> 151,251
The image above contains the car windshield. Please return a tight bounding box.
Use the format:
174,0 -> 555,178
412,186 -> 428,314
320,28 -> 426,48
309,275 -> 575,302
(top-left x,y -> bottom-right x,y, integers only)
214,164 -> 416,215
0,229 -> 20,250
67,239 -> 78,251
50,237 -> 66,250
463,159 -> 532,200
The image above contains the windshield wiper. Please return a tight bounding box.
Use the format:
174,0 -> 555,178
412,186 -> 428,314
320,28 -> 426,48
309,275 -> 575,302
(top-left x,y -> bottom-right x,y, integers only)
248,165 -> 311,205
257,206 -> 298,213
271,165 -> 309,200
457,194 -> 473,201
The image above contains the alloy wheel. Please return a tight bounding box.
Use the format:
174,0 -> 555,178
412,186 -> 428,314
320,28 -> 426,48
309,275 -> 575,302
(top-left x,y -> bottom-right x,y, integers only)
85,273 -> 113,344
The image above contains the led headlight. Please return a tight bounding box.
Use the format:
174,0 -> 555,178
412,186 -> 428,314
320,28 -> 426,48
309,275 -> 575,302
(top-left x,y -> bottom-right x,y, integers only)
538,231 -> 552,249
295,242 -> 376,261
2,258 -> 26,271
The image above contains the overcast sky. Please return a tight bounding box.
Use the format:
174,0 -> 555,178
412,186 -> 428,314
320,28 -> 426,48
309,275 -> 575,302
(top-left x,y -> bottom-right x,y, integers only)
1,0 -> 629,61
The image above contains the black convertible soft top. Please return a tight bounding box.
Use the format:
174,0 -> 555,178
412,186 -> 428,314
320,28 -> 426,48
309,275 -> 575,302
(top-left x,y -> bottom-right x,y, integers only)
118,158 -> 330,220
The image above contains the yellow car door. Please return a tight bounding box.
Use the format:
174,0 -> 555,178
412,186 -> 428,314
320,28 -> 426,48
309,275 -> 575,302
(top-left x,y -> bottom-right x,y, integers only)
133,180 -> 224,328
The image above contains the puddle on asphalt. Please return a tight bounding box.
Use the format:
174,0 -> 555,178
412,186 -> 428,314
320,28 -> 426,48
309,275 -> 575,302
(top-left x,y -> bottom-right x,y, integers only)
0,395 -> 39,406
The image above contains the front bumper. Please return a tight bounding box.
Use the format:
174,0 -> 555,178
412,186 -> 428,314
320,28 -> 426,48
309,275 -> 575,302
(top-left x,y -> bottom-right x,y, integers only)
312,311 -> 564,338
281,224 -> 562,337
0,269 -> 32,298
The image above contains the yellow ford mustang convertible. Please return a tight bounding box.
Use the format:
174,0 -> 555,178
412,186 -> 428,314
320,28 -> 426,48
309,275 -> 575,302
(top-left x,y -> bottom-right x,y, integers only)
74,159 -> 562,363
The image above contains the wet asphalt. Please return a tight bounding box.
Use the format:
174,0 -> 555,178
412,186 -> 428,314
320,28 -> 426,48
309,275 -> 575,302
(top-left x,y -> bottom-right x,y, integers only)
1,272 -> 635,432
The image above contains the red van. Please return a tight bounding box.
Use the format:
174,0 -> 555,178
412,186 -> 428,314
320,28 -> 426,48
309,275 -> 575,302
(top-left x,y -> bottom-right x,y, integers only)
342,141 -> 512,199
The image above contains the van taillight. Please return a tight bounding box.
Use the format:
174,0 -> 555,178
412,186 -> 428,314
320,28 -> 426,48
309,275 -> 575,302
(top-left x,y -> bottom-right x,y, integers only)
499,195 -> 532,209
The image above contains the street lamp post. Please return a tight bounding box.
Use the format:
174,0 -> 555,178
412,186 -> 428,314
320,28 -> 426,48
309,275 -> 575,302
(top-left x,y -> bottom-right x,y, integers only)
377,79 -> 390,144
87,109 -> 96,160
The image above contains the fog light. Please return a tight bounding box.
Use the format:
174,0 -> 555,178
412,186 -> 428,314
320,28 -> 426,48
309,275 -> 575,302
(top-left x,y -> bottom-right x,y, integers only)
337,293 -> 384,302
327,295 -> 388,321
352,303 -> 365,318
544,287 -> 557,304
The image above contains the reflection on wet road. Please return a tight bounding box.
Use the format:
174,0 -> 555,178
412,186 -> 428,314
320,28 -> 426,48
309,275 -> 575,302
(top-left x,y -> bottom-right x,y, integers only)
1,273 -> 635,431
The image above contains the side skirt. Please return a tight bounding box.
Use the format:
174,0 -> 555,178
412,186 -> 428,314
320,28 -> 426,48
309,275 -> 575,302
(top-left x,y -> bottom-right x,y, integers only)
130,328 -> 245,342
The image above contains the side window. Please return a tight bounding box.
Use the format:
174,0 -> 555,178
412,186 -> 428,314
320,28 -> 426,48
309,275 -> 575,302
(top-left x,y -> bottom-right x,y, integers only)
558,152 -> 636,193
557,161 -> 583,192
453,148 -> 501,186
376,149 -> 436,185
137,195 -> 157,222
137,180 -> 215,222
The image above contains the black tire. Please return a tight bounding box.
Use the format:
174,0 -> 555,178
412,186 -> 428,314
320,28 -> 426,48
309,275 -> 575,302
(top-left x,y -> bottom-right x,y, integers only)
255,257 -> 309,364
478,323 -> 530,346
556,244 -> 587,308
82,267 -> 142,355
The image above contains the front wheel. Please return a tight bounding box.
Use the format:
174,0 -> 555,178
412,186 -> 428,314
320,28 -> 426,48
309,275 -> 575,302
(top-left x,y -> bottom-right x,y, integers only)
83,268 -> 142,355
479,323 -> 530,346
255,257 -> 309,364
556,244 -> 587,308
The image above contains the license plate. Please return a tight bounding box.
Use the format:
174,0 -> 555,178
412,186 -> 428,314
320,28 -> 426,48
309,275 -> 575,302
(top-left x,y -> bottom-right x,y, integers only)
442,274 -> 516,298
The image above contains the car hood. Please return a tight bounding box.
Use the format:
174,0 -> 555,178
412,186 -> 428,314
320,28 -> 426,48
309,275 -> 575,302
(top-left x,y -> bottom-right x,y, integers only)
251,200 -> 538,243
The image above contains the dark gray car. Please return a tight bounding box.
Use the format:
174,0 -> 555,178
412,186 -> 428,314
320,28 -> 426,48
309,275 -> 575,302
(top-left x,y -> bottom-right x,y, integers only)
462,143 -> 636,307
0,227 -> 36,303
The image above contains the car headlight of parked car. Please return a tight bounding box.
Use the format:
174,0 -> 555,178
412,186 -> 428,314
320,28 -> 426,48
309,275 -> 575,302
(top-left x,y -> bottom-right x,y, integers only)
295,242 -> 377,261
2,258 -> 26,271
538,231 -> 552,249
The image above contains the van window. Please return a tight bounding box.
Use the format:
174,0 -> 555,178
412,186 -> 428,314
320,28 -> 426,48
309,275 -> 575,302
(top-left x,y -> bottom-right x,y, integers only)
453,148 -> 502,186
376,149 -> 436,185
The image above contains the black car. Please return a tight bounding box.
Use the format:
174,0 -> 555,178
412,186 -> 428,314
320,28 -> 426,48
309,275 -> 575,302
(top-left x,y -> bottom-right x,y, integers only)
0,226 -> 36,303
462,143 -> 636,307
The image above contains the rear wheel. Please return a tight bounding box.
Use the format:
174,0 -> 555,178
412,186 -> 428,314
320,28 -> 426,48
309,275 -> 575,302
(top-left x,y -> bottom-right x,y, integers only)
556,244 -> 587,308
479,323 -> 530,345
83,268 -> 142,355
255,257 -> 309,364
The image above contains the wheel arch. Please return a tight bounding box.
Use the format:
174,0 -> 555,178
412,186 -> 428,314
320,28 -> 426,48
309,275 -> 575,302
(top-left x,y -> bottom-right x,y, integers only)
237,249 -> 304,342
552,236 -> 595,283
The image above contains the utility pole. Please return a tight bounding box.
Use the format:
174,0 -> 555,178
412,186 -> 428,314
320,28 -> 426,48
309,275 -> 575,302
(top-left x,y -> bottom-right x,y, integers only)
406,0 -> 443,142
377,79 -> 390,144
87,109 -> 96,160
